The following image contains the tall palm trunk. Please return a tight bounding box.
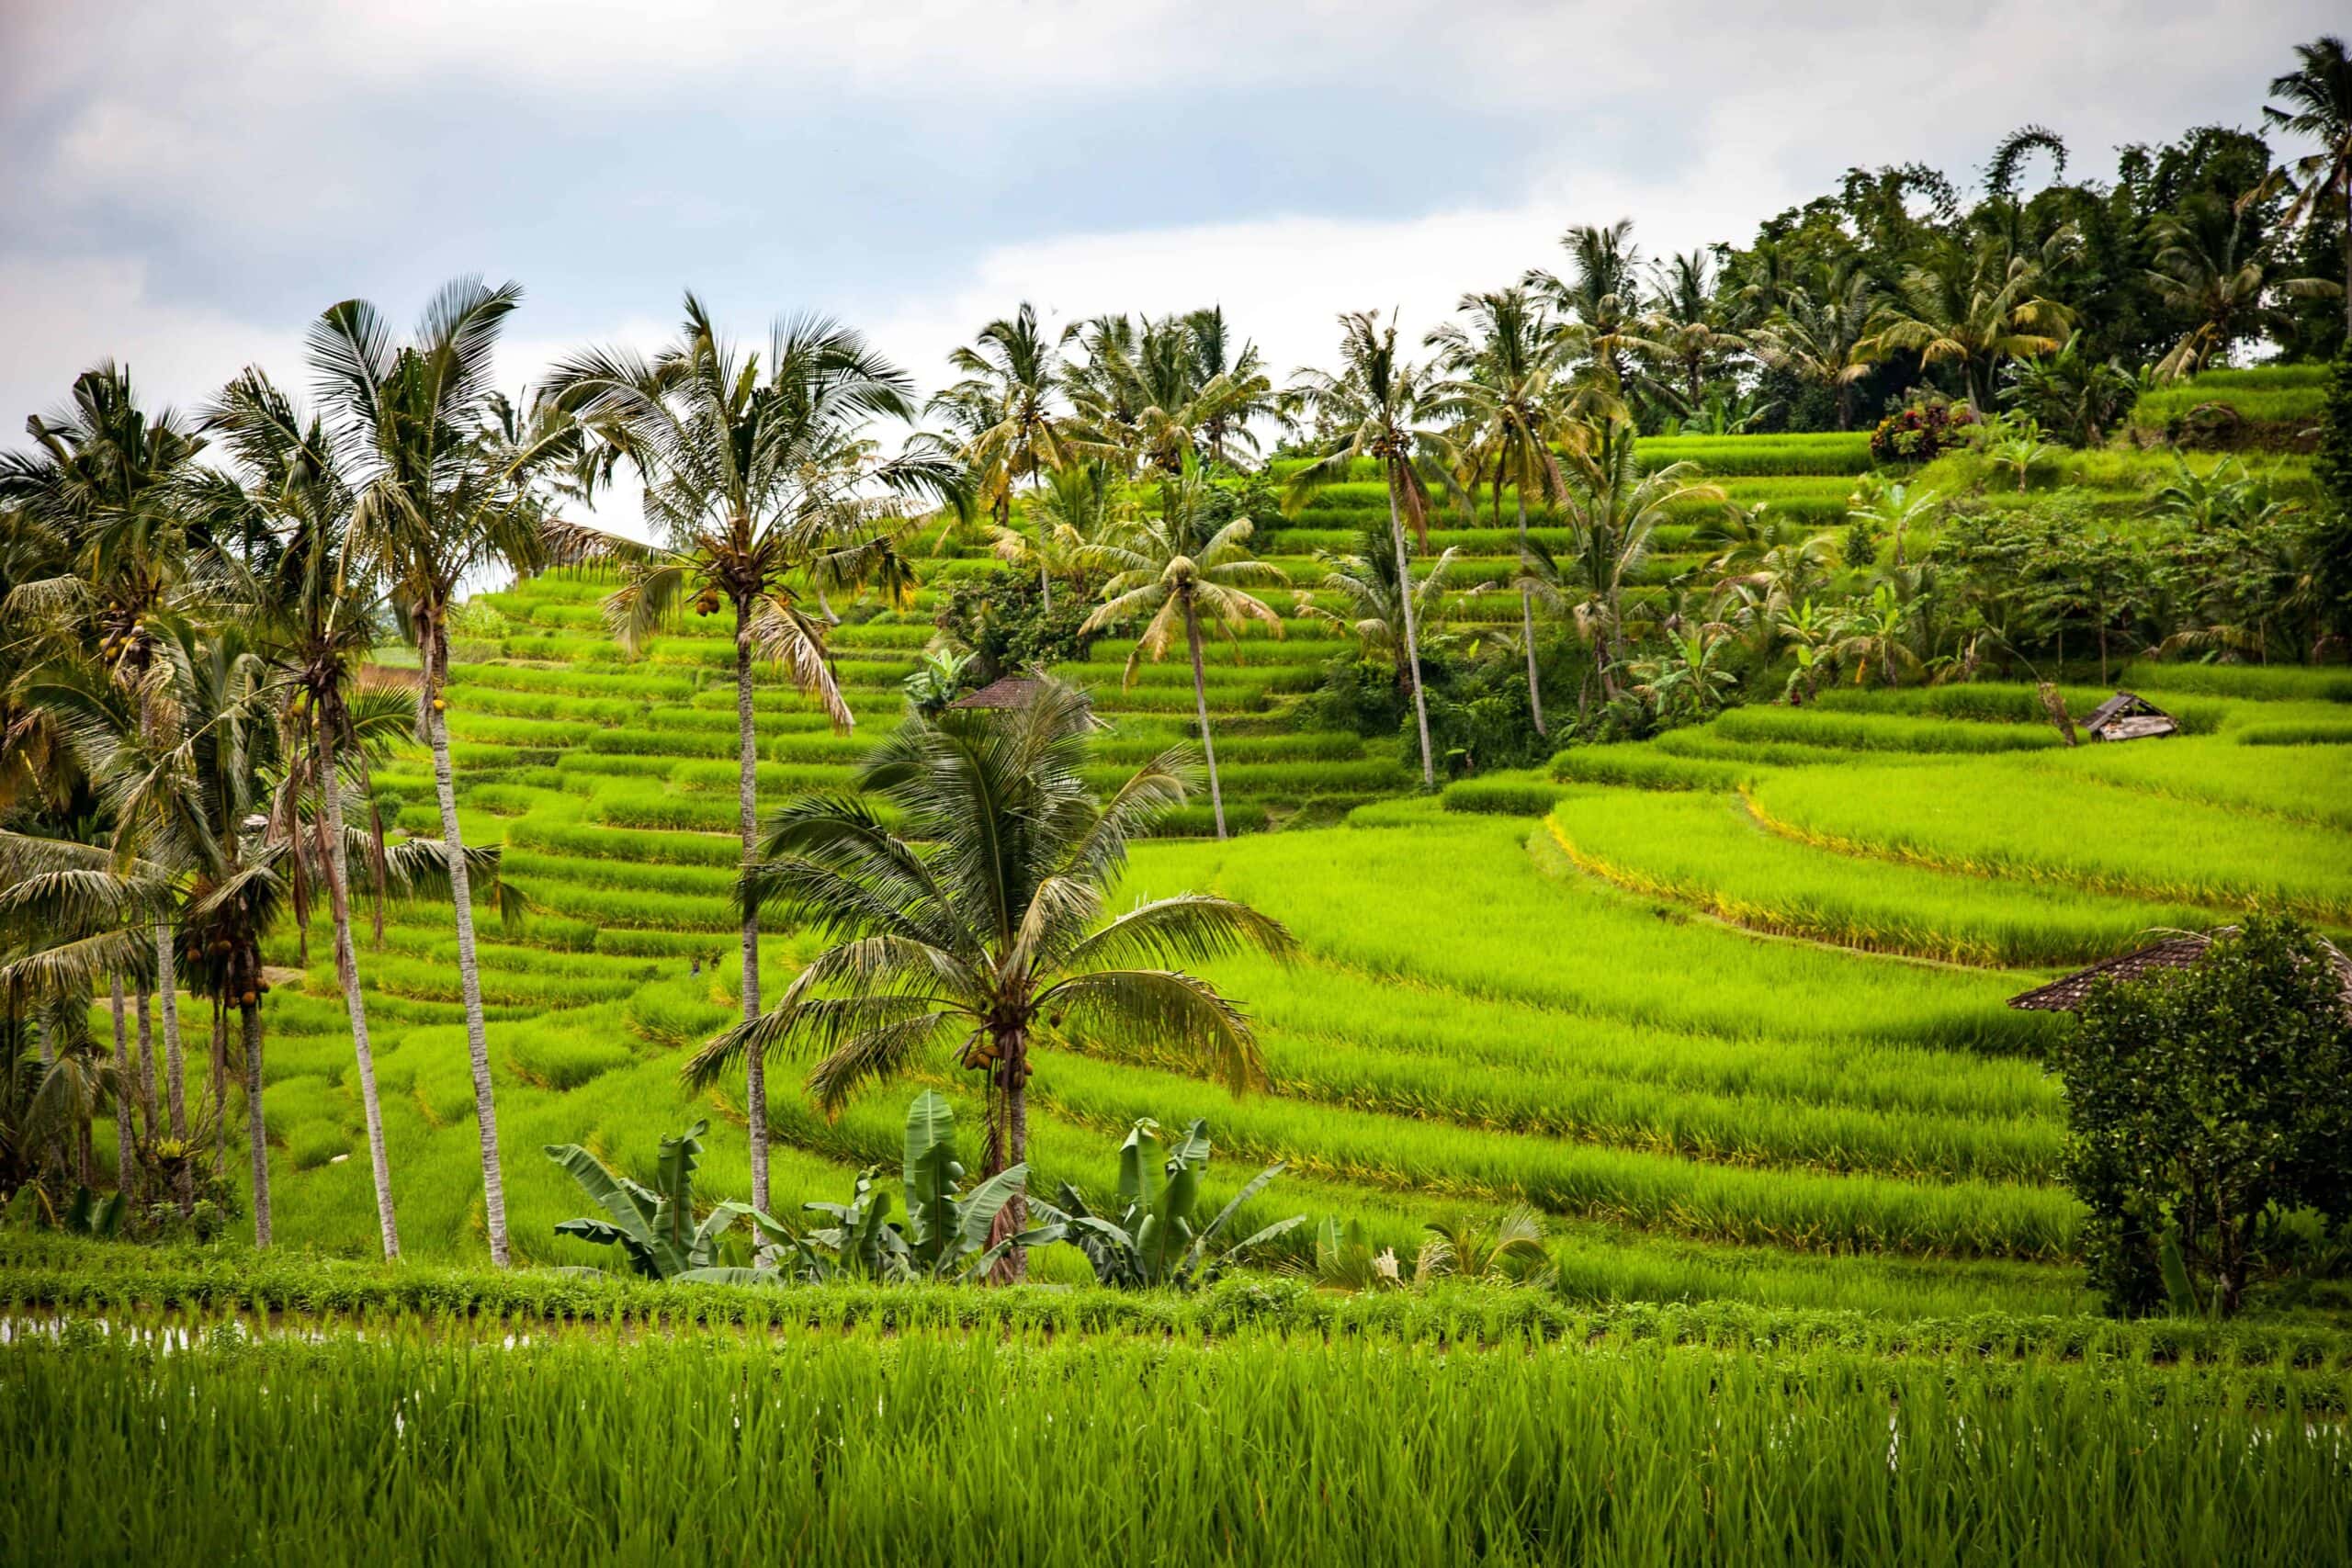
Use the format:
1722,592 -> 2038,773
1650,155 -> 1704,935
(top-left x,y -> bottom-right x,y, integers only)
423,622 -> 509,1267
733,606 -> 769,1225
133,985 -> 156,1142
108,976 -> 135,1198
209,1004 -> 227,1176
1184,606 -> 1227,840
986,1024 -> 1030,1283
1517,482 -> 1546,737
1386,468 -> 1436,790
241,998 -> 270,1247
36,1018 -> 51,1068
153,918 -> 186,1139
319,715 -> 399,1258
1038,560 -> 1052,615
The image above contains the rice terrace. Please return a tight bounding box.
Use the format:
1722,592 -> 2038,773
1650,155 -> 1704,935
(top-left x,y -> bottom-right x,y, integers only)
6,11 -> 2352,1566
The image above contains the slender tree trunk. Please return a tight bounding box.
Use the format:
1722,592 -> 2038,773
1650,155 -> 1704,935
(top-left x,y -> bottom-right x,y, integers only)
133,986 -> 155,1144
734,610 -> 769,1228
1517,486 -> 1546,738
209,1004 -> 227,1178
1185,608 -> 1227,839
319,716 -> 399,1258
36,1018 -> 51,1068
424,622 -> 509,1267
986,1025 -> 1030,1283
1038,559 -> 1052,615
242,999 -> 269,1249
109,976 -> 135,1199
1386,471 -> 1435,790
154,918 -> 186,1139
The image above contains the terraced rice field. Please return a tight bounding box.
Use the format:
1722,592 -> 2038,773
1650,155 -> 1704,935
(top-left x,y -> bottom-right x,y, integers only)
64,427 -> 2346,1338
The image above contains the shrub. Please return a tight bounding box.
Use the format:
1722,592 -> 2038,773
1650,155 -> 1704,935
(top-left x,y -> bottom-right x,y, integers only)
1870,396 -> 1978,465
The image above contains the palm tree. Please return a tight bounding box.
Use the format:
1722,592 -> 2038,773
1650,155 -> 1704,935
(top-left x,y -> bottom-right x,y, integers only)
1429,288 -> 1573,735
929,303 -> 1075,607
684,678 -> 1295,1280
2267,35 -> 2352,337
2143,197 -> 2338,381
1523,220 -> 1658,392
1641,251 -> 1746,414
1552,419 -> 1724,695
0,365 -> 220,1147
1753,265 -> 1878,431
1299,534 -> 1483,702
1834,584 -> 1923,689
986,459 -> 1128,603
1862,242 -> 2073,412
541,297 -> 953,1225
203,367 -> 404,1258
1080,459 -> 1286,840
308,276 -> 565,1267
1845,475 -> 1944,568
1283,311 -> 1464,790
1700,507 -> 1837,616
1182,307 -> 1279,468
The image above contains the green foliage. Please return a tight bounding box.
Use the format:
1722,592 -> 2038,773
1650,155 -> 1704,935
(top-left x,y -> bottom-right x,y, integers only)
1052,1117 -> 1303,1289
2051,918 -> 2352,1316
543,1120 -> 767,1282
933,567 -> 1102,682
1869,395 -> 1978,464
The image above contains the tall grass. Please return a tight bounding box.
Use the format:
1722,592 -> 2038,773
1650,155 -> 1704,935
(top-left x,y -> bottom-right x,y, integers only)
11,1325 -> 2346,1567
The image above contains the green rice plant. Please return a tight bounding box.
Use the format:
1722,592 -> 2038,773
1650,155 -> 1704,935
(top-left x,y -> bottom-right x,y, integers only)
1548,787 -> 2224,969
15,1314 -> 2349,1566
2127,361 -> 2331,430
2030,735 -> 2352,831
505,815 -> 740,866
1748,757 -> 2352,921
1440,775 -> 1572,816
2237,720 -> 2352,746
1812,682 -> 2224,734
1137,817 -> 2051,1055
1549,743 -> 1745,792
1708,707 -> 2062,754
2114,660 -> 2352,704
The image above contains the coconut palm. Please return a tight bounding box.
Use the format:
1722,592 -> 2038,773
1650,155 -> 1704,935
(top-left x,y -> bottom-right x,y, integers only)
1182,307 -> 1279,468
540,297 -> 953,1226
1553,419 -> 1724,694
929,303 -> 1076,605
2143,197 -> 2339,381
1862,242 -> 2074,412
1080,458 -> 1286,840
1523,220 -> 1659,391
1429,288 -> 1574,735
306,276 -> 567,1267
1298,534 -> 1484,700
1283,311 -> 1465,790
1753,265 -> 1879,430
2266,35 -> 2352,337
202,367 -> 404,1258
0,365 -> 223,1145
684,678 -> 1295,1280
1641,251 -> 1747,414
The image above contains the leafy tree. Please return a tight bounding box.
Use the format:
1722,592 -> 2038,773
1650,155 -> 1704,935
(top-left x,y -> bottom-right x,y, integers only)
1522,220 -> 1659,393
1751,265 -> 1878,430
1863,240 -> 2073,412
2144,196 -> 2339,381
541,298 -> 951,1226
684,680 -> 1295,1280
1283,311 -> 1466,789
2004,332 -> 2142,446
2267,35 -> 2352,341
2310,350 -> 2352,657
1080,457 -> 1287,840
2051,918 -> 2352,1316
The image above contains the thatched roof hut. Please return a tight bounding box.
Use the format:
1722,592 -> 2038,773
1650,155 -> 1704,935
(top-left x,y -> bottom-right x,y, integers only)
2009,930 -> 2352,1013
2081,692 -> 2177,742
948,676 -> 1050,711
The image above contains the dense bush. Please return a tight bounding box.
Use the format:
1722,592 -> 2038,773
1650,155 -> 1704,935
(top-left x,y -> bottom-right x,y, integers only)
1870,396 -> 1978,464
933,567 -> 1103,682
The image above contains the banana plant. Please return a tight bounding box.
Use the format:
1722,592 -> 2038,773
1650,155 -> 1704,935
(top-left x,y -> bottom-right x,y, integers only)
543,1120 -> 771,1282
790,1167 -> 908,1281
900,1089 -> 1062,1282
1053,1117 -> 1303,1290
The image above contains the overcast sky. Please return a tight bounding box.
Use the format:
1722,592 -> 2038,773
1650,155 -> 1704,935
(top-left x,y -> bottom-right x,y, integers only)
3,1 -> 2342,478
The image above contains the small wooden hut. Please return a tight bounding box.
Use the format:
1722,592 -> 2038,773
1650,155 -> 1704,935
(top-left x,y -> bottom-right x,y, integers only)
2080,692 -> 2177,742
2009,930 -> 2352,1013
948,675 -> 1049,711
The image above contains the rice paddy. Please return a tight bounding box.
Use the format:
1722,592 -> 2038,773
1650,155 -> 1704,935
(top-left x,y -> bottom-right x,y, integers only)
24,428 -> 2352,1563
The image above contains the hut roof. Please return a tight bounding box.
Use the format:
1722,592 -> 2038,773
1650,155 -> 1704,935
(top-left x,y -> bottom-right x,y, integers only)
2081,691 -> 2177,741
948,676 -> 1049,710
2008,930 -> 2352,1013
